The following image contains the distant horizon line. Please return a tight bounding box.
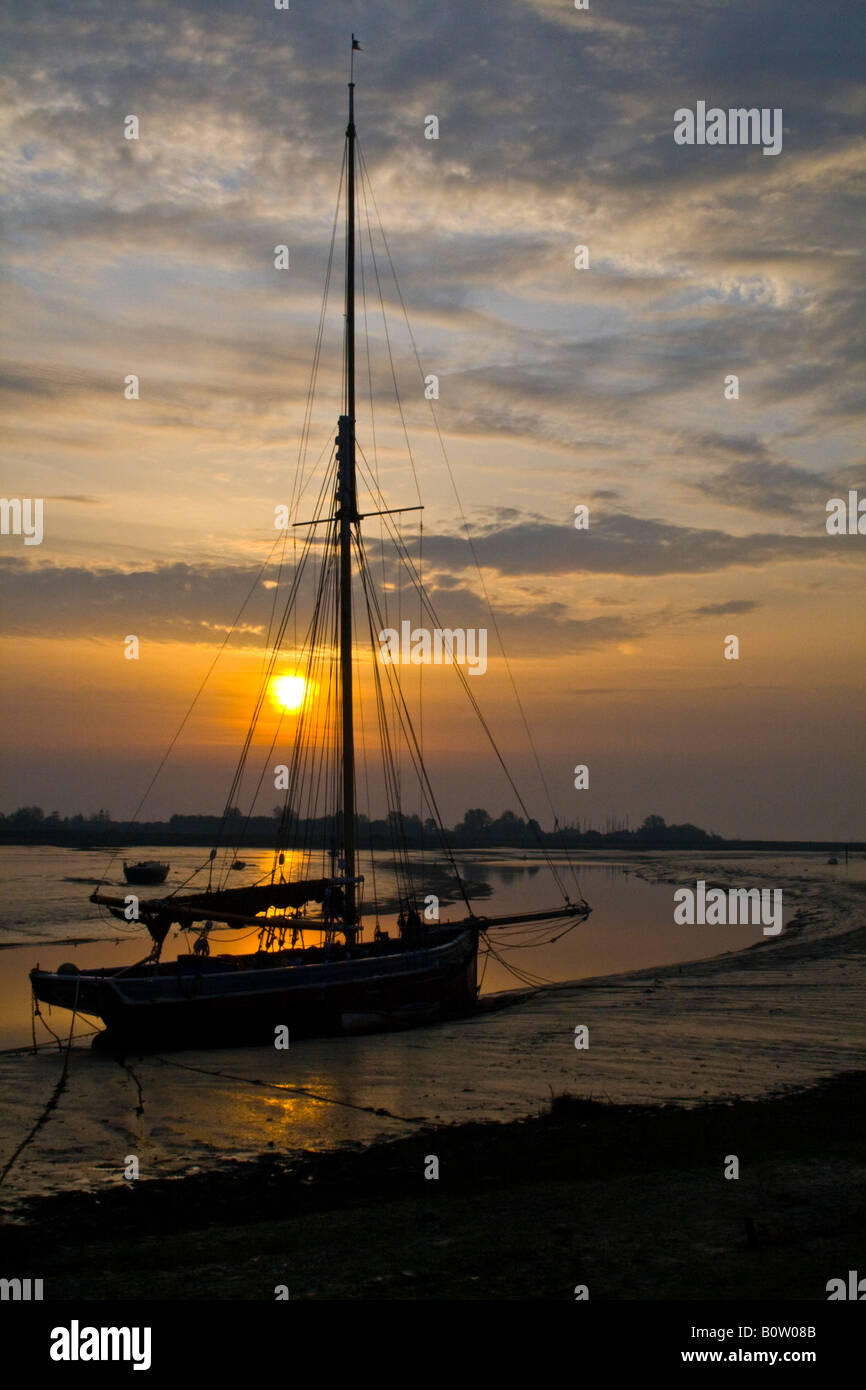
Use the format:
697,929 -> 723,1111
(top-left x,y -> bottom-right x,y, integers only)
0,805 -> 862,854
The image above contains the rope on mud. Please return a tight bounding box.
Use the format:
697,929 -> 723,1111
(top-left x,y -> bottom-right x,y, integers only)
151,1054 -> 427,1124
0,1034 -> 100,1057
111,1055 -> 146,1117
33,995 -> 66,1050
0,980 -> 81,1189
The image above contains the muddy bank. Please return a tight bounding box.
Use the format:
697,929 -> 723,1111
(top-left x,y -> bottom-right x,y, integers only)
3,1072 -> 864,1300
0,852 -> 864,1211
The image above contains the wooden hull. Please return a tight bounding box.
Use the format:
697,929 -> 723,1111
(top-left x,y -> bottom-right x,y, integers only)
30,928 -> 478,1052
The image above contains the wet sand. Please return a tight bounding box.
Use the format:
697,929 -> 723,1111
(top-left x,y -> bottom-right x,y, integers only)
4,1074 -> 865,1300
1,851 -> 864,1298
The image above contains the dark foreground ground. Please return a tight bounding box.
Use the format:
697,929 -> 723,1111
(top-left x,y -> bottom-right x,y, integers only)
3,1072 -> 864,1300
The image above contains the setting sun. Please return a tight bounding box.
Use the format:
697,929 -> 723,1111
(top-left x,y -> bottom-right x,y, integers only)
269,673 -> 308,714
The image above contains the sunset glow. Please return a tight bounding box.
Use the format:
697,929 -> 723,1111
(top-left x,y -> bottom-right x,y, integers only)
0,2 -> 862,841
269,674 -> 309,714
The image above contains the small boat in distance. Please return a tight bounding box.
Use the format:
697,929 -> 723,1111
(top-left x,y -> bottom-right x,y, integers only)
30,40 -> 590,1052
123,860 -> 170,886
230,860 -> 247,871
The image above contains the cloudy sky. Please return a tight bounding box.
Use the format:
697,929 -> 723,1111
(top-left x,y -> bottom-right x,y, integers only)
1,0 -> 864,836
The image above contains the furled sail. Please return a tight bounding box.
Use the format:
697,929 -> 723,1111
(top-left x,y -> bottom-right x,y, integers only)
177,880 -> 332,917
91,878 -> 337,942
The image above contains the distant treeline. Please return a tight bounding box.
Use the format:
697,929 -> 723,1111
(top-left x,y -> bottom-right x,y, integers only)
0,805 -> 861,854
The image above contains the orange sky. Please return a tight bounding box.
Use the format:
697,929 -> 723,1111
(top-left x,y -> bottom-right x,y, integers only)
1,0 -> 864,838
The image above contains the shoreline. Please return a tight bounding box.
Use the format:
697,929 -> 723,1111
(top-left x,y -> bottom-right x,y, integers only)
3,834 -> 863,848
0,848 -> 863,1274
3,1071 -> 864,1300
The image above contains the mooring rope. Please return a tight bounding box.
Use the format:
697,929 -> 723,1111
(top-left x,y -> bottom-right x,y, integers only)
0,979 -> 81,1189
150,1053 -> 427,1124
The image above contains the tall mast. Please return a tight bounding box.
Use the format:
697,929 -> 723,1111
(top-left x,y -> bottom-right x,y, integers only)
337,38 -> 359,926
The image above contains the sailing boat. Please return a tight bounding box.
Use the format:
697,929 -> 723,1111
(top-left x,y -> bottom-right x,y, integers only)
30,42 -> 590,1051
122,860 -> 170,885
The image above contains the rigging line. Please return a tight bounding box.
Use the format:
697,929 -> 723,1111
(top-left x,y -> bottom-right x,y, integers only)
356,533 -> 474,916
274,520 -> 339,883
348,646 -> 380,918
292,423 -> 342,523
289,432 -> 339,525
260,509 -> 291,688
357,156 -> 394,657
218,536 -> 338,884
357,190 -> 384,518
259,373 -> 316,693
357,178 -> 390,640
359,539 -> 454,904
261,522 -> 338,884
362,564 -> 418,904
0,978 -> 81,1189
1,1029 -> 100,1057
96,528 -> 292,891
357,163 -> 380,491
358,542 -> 419,902
218,701 -> 287,889
491,921 -> 584,948
209,495 -> 335,874
354,488 -> 575,903
150,1055 -> 426,1124
252,466 -> 336,789
172,924 -> 263,945
354,640 -> 378,914
482,936 -> 553,989
418,512 -> 424,871
291,143 -> 347,515
367,497 -> 577,902
341,116 -> 356,420
88,909 -> 148,937
161,854 -> 224,901
353,529 -> 409,873
297,535 -> 340,878
477,940 -> 490,993
294,608 -> 328,878
360,573 -> 403,877
359,536 -> 425,886
356,142 -> 584,902
356,140 -> 421,506
279,577 -> 321,877
308,532 -> 339,833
